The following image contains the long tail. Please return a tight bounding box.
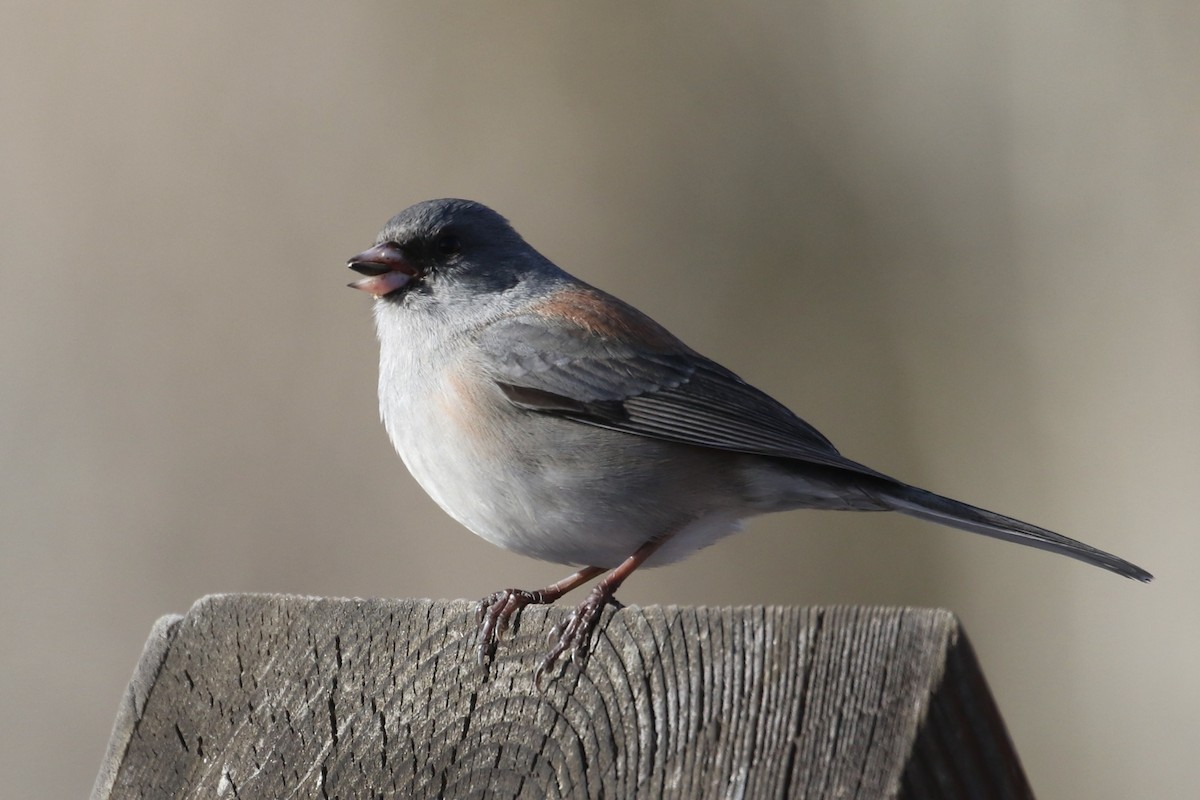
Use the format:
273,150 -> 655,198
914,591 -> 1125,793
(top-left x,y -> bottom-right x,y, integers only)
871,482 -> 1153,582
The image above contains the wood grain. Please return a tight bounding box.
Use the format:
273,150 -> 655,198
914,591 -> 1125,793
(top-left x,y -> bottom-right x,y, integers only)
93,595 -> 1032,799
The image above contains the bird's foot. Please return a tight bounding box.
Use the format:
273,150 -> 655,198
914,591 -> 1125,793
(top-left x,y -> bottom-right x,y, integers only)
474,566 -> 607,668
475,588 -> 551,665
535,584 -> 619,687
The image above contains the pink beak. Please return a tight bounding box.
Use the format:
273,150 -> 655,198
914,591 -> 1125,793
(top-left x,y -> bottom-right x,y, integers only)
347,242 -> 418,297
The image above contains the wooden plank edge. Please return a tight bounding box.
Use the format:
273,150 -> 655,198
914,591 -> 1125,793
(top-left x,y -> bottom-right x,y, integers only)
91,613 -> 184,800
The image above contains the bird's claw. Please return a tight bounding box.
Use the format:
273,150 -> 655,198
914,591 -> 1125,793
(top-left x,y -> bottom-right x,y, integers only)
475,588 -> 545,665
534,587 -> 617,688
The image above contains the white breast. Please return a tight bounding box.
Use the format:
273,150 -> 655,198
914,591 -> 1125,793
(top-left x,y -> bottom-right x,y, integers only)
372,299 -> 755,569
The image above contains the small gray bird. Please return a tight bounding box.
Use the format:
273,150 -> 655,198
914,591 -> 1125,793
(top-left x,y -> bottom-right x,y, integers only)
348,199 -> 1151,679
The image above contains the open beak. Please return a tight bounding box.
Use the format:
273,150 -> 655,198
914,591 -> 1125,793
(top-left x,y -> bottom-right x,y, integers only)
347,242 -> 418,297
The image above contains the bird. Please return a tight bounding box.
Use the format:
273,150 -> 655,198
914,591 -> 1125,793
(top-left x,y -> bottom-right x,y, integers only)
347,198 -> 1152,680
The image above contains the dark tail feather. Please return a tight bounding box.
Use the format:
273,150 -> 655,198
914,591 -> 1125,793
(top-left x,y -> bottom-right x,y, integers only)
874,483 -> 1153,582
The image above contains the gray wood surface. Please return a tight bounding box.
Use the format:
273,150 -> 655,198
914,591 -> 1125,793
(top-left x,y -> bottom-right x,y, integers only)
93,595 -> 1032,799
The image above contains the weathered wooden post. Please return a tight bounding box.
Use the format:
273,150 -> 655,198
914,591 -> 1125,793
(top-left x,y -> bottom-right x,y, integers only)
93,595 -> 1032,799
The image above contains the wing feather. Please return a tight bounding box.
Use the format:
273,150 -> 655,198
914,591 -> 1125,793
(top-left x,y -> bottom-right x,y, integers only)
479,314 -> 885,478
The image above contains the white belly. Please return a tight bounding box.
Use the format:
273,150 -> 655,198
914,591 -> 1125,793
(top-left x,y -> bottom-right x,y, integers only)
381,356 -> 750,569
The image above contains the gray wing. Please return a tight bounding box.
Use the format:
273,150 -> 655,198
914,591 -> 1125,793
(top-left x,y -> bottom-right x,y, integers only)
477,315 -> 886,478
476,312 -> 1155,584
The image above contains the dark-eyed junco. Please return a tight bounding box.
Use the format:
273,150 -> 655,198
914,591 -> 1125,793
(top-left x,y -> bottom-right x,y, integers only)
349,199 -> 1151,679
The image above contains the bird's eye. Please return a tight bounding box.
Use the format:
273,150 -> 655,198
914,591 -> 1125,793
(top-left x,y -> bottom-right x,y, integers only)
435,234 -> 461,256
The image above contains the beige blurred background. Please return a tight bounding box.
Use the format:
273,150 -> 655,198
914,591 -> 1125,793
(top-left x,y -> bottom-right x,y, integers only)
2,3 -> 1196,798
